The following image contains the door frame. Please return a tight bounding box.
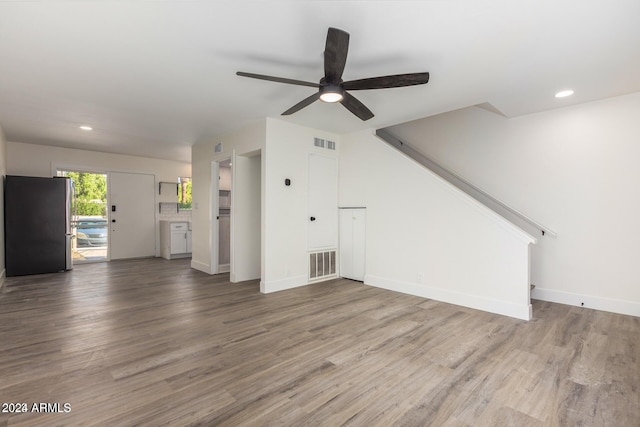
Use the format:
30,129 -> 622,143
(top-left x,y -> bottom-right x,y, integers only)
53,163 -> 110,263
210,157 -> 232,275
210,160 -> 220,275
53,162 -> 160,262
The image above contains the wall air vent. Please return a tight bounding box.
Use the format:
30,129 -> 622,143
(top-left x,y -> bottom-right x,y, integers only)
309,250 -> 337,281
313,137 -> 336,151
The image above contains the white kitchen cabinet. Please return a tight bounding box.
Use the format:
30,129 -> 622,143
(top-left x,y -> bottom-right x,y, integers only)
339,208 -> 366,281
160,221 -> 192,259
158,181 -> 179,213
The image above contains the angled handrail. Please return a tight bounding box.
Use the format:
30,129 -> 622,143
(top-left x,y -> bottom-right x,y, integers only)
376,128 -> 557,238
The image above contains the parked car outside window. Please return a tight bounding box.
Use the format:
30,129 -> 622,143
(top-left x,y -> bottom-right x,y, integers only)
75,216 -> 108,247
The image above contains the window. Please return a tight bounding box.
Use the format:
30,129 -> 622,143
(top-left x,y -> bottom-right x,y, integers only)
178,177 -> 192,210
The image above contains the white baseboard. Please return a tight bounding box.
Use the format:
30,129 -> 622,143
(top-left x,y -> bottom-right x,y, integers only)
532,287 -> 640,317
218,263 -> 230,273
365,274 -> 532,321
190,260 -> 212,275
261,275 -> 309,294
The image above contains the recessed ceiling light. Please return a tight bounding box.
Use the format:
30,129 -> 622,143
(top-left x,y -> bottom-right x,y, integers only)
555,90 -> 574,98
79,125 -> 93,131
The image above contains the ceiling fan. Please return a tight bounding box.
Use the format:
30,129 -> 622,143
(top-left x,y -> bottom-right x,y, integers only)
236,27 -> 430,121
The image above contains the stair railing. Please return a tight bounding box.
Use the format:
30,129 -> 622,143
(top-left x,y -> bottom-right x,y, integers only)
375,128 -> 557,238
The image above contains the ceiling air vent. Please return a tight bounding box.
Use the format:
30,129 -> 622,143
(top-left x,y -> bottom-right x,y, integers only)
313,137 -> 336,151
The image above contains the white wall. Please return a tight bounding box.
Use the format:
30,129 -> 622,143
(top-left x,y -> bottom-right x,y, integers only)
6,141 -> 191,257
339,129 -> 536,320
191,120 -> 266,275
191,117 -> 340,293
7,142 -> 190,180
388,92 -> 640,317
261,118 -> 339,292
0,125 -> 7,282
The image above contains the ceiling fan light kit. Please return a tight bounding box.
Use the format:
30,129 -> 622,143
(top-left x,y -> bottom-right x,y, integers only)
319,83 -> 344,103
237,27 -> 430,121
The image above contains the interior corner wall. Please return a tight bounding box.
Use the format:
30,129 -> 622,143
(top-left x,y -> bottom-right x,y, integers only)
190,119 -> 266,275
387,92 -> 640,317
261,118 -> 339,293
339,129 -> 535,320
6,141 -> 191,258
0,124 -> 7,282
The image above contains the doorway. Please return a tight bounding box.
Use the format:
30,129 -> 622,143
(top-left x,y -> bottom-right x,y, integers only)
218,159 -> 232,273
211,151 -> 261,282
57,169 -> 109,263
231,151 -> 261,282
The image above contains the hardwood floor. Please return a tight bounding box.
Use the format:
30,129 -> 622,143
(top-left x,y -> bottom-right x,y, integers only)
0,258 -> 638,426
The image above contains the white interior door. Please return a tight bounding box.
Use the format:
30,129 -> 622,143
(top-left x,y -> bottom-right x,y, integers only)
340,208 -> 366,281
109,172 -> 156,259
308,154 -> 338,250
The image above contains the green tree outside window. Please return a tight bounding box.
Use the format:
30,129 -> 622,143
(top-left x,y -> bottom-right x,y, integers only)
178,177 -> 192,210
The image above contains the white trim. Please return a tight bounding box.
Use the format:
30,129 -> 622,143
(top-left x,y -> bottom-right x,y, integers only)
52,162 -> 164,177
218,263 -> 230,273
308,274 -> 338,284
191,260 -> 212,274
210,161 -> 220,275
532,287 -> 640,318
51,162 -> 108,177
365,274 -> 532,321
261,275 -> 309,293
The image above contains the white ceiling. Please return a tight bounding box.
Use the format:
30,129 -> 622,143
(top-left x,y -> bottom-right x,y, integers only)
1,1 -> 639,163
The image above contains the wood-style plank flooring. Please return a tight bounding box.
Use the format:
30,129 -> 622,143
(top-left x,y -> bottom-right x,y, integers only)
0,258 -> 638,426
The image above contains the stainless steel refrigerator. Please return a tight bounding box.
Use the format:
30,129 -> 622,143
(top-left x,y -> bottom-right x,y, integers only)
4,175 -> 73,277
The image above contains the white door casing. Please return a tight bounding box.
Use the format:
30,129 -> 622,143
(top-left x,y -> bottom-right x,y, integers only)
210,161 -> 220,274
109,172 -> 155,260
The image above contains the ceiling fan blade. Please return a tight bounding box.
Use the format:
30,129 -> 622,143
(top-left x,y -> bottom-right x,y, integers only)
324,28 -> 350,83
236,71 -> 318,88
340,91 -> 374,121
282,92 -> 320,115
343,72 -> 430,90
